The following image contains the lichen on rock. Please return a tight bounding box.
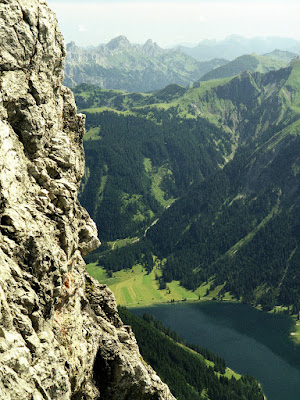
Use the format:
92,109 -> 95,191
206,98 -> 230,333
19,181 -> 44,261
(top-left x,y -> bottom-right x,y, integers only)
0,1 -> 175,399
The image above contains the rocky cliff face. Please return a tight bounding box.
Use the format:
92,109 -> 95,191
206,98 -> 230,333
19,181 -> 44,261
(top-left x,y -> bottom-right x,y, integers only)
0,1 -> 175,399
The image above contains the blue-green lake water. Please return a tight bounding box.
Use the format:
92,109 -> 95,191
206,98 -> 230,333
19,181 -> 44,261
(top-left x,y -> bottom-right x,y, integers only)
131,302 -> 300,400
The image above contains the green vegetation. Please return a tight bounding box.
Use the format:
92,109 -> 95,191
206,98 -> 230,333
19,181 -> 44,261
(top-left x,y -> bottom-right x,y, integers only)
118,307 -> 265,400
292,320 -> 300,343
84,126 -> 101,141
200,53 -> 289,81
79,60 -> 300,311
79,105 -> 231,242
263,49 -> 298,63
86,260 -> 235,307
87,263 -> 203,306
143,158 -> 175,208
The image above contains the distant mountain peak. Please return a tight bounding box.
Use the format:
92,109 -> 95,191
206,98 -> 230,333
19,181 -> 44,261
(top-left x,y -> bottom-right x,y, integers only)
143,39 -> 162,55
263,49 -> 298,62
107,35 -> 131,50
181,36 -> 300,62
144,39 -> 154,46
290,56 -> 300,67
66,41 -> 77,51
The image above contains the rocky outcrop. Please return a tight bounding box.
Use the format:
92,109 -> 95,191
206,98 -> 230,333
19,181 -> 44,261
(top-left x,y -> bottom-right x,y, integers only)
0,1 -> 175,399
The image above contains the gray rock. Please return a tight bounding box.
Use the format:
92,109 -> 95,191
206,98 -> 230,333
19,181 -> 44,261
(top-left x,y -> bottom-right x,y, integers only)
0,1 -> 176,399
64,37 -> 228,92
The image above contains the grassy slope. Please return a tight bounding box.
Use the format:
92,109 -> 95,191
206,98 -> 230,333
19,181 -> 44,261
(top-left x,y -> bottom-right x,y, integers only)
162,63 -> 299,302
200,53 -> 288,81
77,59 -> 300,121
143,158 -> 175,208
75,79 -> 232,115
175,342 -> 241,381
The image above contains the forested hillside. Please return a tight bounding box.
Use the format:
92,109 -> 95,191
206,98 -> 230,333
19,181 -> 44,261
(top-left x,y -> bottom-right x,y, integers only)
78,58 -> 300,310
80,108 -> 231,240
119,308 -> 265,400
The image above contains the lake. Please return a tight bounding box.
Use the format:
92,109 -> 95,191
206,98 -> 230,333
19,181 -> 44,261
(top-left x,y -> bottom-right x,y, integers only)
131,302 -> 300,400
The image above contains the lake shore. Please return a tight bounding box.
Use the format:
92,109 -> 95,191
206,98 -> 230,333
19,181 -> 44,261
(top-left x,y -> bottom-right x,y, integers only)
87,262 -> 300,344
131,302 -> 300,400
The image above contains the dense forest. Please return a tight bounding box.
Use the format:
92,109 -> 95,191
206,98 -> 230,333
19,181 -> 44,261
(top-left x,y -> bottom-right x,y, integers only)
78,58 -> 300,310
80,109 -> 231,240
119,307 -> 265,400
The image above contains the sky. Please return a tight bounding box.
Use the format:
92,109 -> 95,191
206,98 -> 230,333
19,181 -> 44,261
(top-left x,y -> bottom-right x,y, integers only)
48,0 -> 300,47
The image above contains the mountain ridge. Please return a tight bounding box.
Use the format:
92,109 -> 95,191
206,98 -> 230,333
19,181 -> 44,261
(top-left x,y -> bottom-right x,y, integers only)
199,53 -> 293,81
179,35 -> 300,61
64,37 -> 228,92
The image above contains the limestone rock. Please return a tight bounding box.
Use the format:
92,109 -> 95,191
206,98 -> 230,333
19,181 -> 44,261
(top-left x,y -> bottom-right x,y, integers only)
63,37 -> 228,93
0,1 -> 176,399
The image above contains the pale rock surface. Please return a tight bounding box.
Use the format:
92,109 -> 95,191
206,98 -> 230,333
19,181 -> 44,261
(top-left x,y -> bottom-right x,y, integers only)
0,1 -> 176,399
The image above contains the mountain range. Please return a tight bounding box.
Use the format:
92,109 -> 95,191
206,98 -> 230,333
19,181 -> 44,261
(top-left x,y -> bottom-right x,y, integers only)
199,51 -> 297,81
64,36 -> 227,92
77,57 -> 300,310
64,35 -> 299,93
179,35 -> 300,61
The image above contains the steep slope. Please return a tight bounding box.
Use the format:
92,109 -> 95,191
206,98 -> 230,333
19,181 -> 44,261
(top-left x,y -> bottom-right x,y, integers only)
79,61 -> 300,309
199,53 -> 289,81
0,1 -> 175,399
119,308 -> 265,400
263,49 -> 298,63
145,59 -> 300,307
64,38 -> 228,92
75,84 -> 232,242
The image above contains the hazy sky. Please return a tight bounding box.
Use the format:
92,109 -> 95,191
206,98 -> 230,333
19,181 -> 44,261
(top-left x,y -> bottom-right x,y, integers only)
48,0 -> 300,47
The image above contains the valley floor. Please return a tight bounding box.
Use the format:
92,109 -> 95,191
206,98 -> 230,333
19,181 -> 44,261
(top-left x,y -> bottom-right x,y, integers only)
86,263 -> 234,307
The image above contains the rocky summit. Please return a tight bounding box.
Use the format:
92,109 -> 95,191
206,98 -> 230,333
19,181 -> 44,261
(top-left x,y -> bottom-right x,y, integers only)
64,36 -> 228,92
0,1 -> 175,399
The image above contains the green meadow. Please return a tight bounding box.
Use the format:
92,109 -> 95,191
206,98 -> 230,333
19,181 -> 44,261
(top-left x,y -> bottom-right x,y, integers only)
86,263 -> 234,307
86,261 -> 300,345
